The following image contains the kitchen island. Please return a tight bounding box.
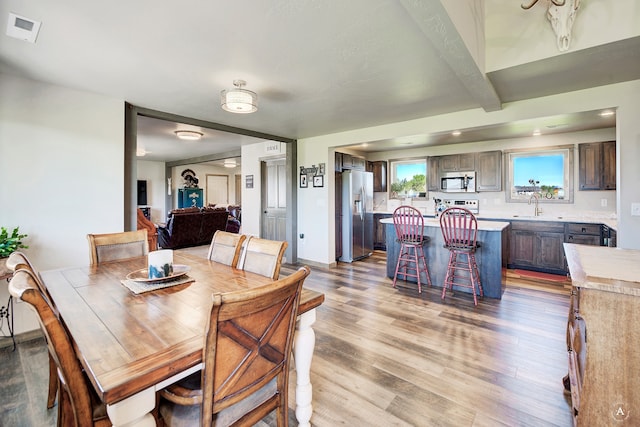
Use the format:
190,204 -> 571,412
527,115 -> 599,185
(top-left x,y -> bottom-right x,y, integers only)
382,217 -> 510,299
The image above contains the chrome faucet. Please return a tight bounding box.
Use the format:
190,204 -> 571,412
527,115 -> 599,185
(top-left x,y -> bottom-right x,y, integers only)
529,193 -> 542,216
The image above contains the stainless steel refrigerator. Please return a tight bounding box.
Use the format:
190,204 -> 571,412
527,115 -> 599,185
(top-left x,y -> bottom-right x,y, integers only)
340,170 -> 374,262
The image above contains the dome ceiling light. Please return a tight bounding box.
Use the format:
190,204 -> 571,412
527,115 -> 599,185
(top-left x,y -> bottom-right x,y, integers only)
223,159 -> 238,168
221,80 -> 258,114
175,130 -> 203,140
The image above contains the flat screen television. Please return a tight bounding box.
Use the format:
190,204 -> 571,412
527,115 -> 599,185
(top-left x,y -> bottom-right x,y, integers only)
137,180 -> 147,206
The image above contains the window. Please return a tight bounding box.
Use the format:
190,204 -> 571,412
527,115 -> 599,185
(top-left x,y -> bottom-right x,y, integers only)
505,145 -> 574,203
389,158 -> 426,198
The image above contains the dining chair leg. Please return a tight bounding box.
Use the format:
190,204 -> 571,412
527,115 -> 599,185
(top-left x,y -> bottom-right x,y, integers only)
469,253 -> 482,305
417,246 -> 432,288
47,353 -> 58,409
392,244 -> 405,288
471,253 -> 483,297
409,247 -> 421,293
442,251 -> 455,301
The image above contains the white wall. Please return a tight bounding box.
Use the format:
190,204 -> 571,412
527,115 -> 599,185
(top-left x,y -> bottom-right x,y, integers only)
0,73 -> 124,333
297,80 -> 640,265
485,0 -> 640,70
137,160 -> 165,223
241,141 -> 287,238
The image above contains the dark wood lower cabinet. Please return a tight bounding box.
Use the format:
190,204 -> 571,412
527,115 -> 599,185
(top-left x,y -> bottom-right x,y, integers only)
508,220 -> 609,275
508,221 -> 566,275
373,214 -> 391,250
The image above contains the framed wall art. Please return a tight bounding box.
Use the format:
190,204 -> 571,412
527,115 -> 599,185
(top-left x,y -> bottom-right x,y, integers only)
313,175 -> 324,188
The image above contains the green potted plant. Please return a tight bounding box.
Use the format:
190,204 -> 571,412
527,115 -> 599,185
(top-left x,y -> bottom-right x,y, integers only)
0,226 -> 29,276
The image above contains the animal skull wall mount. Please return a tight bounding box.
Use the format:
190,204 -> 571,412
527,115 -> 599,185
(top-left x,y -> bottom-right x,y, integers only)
522,0 -> 581,51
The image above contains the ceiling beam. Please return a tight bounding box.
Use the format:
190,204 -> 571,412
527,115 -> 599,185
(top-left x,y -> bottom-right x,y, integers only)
132,104 -> 296,144
399,0 -> 502,112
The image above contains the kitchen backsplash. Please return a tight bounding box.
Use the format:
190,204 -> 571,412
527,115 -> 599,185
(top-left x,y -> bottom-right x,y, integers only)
374,190 -> 616,219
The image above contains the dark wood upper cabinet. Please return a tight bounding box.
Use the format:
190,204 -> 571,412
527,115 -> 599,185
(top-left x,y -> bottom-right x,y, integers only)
371,161 -> 387,192
427,156 -> 439,192
601,141 -> 616,190
339,152 -> 365,171
429,151 -> 501,192
476,150 -> 502,192
579,141 -> 616,191
438,153 -> 475,172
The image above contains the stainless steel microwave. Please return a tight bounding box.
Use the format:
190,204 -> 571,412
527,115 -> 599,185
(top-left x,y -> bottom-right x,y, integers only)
440,171 -> 476,193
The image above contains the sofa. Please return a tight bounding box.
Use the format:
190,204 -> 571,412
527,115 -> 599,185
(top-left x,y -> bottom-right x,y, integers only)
157,207 -> 235,249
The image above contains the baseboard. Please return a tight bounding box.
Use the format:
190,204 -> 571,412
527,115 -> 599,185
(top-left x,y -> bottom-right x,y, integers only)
0,329 -> 44,349
293,258 -> 335,270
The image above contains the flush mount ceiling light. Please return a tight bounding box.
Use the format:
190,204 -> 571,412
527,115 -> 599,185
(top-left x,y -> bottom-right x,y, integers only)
451,130 -> 461,136
223,159 -> 237,168
174,130 -> 203,141
221,80 -> 258,114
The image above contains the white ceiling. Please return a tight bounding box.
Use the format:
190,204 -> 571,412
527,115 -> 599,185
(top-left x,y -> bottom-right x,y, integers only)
1,1 -> 637,161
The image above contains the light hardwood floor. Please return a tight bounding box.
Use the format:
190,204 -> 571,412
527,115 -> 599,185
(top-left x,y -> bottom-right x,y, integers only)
1,250 -> 574,426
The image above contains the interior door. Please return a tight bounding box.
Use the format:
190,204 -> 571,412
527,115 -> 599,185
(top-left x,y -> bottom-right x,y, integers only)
261,158 -> 287,242
206,174 -> 229,206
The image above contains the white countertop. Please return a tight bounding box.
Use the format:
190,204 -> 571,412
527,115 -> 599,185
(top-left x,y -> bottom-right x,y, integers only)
374,211 -> 617,230
379,217 -> 510,231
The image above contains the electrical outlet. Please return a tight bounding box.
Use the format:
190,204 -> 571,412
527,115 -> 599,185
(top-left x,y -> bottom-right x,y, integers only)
601,199 -> 607,207
632,203 -> 640,216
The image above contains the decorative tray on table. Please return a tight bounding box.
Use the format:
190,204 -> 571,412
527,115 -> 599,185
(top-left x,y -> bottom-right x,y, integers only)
126,264 -> 191,283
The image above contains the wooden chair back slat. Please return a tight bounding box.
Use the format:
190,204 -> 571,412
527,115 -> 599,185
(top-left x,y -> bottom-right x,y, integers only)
87,230 -> 149,265
207,230 -> 247,268
240,237 -> 288,280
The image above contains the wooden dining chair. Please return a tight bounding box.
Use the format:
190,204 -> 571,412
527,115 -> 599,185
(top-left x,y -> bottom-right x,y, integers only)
87,229 -> 149,265
207,230 -> 247,268
6,252 -> 59,411
137,207 -> 158,251
158,265 -> 310,427
8,269 -> 111,427
239,237 -> 288,280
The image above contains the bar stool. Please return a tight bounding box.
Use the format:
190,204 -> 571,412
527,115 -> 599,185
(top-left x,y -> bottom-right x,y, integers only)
392,205 -> 432,293
440,207 -> 482,305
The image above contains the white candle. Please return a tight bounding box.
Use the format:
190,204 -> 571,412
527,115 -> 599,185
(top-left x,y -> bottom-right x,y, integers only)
148,249 -> 174,278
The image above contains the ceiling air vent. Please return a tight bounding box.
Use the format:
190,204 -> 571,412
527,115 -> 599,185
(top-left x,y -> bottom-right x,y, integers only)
6,12 -> 41,43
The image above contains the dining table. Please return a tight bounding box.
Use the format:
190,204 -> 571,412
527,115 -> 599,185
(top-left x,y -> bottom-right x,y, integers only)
39,251 -> 325,427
